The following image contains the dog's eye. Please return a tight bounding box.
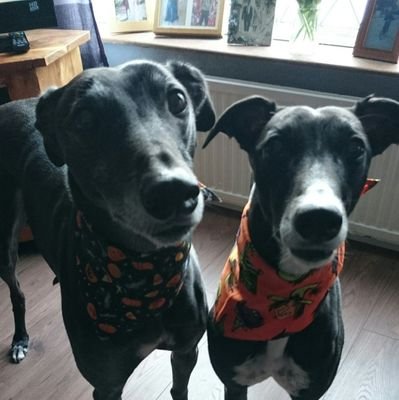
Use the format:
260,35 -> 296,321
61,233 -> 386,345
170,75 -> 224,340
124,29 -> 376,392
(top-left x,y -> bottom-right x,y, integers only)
168,90 -> 187,115
348,138 -> 366,160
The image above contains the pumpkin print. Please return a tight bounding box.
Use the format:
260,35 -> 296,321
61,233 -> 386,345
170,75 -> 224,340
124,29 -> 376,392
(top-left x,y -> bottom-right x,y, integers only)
273,302 -> 297,320
87,303 -> 97,320
132,261 -> 154,271
98,323 -> 117,334
85,264 -> 98,283
148,297 -> 166,310
122,297 -> 142,307
107,263 -> 121,279
166,273 -> 181,288
107,246 -> 126,262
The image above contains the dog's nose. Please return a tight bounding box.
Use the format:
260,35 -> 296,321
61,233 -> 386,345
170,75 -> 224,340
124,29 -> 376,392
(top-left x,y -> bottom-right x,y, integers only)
141,177 -> 200,220
294,208 -> 343,242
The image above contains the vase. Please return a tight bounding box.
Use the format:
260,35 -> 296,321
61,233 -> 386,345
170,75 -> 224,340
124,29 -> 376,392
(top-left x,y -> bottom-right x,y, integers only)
289,2 -> 320,56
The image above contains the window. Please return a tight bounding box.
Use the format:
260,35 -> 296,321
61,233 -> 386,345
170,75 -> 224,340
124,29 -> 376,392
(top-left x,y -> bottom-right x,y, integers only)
273,0 -> 368,47
93,0 -> 368,48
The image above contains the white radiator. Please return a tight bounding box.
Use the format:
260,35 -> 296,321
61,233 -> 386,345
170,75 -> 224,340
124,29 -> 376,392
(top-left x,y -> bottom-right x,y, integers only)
195,77 -> 399,250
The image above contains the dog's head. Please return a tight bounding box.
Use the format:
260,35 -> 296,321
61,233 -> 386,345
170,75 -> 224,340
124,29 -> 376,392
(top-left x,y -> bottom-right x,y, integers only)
35,60 -> 215,249
204,95 -> 399,275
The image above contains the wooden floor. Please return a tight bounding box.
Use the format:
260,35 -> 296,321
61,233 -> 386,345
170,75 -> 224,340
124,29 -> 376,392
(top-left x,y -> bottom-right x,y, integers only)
1,207 -> 399,400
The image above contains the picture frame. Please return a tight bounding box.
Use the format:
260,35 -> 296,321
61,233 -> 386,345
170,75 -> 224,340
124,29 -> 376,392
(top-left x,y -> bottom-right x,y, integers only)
153,0 -> 225,38
353,0 -> 399,63
109,0 -> 155,33
227,0 -> 277,46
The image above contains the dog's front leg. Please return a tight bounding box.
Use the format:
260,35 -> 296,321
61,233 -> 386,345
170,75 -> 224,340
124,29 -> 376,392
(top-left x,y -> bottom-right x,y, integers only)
225,384 -> 248,400
1,268 -> 29,363
170,347 -> 199,400
92,387 -> 123,400
0,183 -> 29,363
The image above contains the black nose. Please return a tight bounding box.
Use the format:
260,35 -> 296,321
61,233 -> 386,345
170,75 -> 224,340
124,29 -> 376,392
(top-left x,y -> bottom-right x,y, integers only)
141,177 -> 200,220
294,208 -> 343,242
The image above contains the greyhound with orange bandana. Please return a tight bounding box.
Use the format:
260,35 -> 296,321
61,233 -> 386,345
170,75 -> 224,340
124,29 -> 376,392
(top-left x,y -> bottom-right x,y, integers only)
204,95 -> 399,400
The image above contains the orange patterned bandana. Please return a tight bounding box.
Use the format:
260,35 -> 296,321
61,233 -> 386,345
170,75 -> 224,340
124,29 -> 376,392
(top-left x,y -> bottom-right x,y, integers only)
361,178 -> 379,195
212,204 -> 345,341
213,178 -> 379,341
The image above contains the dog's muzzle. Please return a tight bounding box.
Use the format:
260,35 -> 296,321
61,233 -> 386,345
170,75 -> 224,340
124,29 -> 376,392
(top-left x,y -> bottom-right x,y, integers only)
290,205 -> 342,260
293,207 -> 343,243
141,176 -> 200,221
280,178 -> 348,267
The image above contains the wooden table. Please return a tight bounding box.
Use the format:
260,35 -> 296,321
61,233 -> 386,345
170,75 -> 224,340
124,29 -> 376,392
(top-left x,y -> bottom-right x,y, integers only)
0,28 -> 90,100
0,29 -> 90,241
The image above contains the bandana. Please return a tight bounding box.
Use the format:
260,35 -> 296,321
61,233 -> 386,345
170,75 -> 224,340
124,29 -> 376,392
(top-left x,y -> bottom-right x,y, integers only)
212,179 -> 378,341
361,178 -> 379,195
74,211 -> 190,339
212,203 -> 345,341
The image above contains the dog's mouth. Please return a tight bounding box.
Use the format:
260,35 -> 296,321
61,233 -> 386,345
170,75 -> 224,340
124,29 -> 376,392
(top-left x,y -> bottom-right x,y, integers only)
158,224 -> 192,237
291,248 -> 333,262
154,223 -> 195,244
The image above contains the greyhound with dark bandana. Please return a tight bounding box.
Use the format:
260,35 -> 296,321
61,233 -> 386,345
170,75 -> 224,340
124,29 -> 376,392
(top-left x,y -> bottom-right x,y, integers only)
0,60 -> 215,400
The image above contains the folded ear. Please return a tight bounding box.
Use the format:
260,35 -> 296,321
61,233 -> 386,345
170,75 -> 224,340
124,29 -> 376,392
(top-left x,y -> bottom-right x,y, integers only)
35,87 -> 65,166
167,61 -> 216,132
353,95 -> 399,156
202,96 -> 277,152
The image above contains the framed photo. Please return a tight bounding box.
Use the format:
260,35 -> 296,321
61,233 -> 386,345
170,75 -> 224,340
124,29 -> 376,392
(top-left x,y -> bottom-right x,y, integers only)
109,0 -> 155,33
153,0 -> 225,37
227,0 -> 276,46
353,0 -> 399,63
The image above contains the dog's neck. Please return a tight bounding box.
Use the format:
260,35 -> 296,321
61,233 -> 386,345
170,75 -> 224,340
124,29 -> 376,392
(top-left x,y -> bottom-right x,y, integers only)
68,176 -> 161,253
82,209 -> 157,253
247,189 -> 281,269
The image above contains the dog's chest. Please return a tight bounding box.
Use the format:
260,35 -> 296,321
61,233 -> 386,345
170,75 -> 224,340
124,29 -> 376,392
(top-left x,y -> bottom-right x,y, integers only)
233,337 -> 310,397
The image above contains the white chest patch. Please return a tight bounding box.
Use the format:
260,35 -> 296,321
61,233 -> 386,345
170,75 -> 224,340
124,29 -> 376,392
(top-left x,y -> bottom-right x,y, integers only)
233,337 -> 310,397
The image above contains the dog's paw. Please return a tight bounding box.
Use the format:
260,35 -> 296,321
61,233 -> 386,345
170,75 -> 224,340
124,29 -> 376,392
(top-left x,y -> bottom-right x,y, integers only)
9,339 -> 29,363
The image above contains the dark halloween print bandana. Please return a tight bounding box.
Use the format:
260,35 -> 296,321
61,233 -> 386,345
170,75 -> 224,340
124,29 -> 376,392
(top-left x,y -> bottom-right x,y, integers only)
74,211 -> 190,339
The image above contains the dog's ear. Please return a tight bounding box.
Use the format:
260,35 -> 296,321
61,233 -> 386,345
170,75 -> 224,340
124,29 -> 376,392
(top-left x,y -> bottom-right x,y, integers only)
167,61 -> 216,131
35,87 -> 65,167
202,96 -> 277,152
353,95 -> 399,156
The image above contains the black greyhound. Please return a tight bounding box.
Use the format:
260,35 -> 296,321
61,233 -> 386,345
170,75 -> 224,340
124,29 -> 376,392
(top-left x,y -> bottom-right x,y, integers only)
0,60 -> 215,400
204,95 -> 399,400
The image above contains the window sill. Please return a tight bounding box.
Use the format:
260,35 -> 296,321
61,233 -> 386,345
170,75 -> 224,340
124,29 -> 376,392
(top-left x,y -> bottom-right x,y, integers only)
102,32 -> 399,77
